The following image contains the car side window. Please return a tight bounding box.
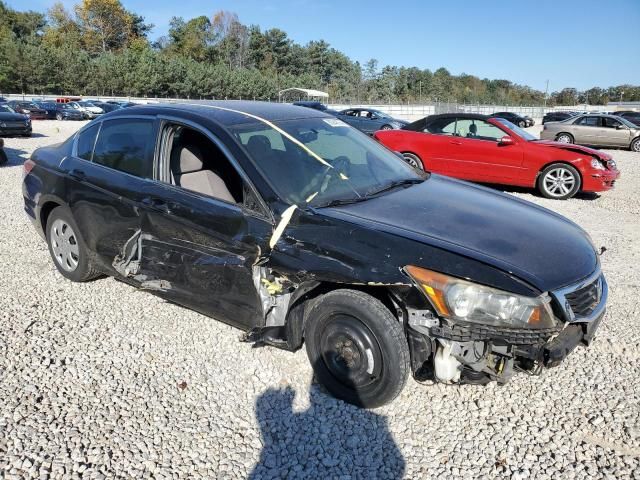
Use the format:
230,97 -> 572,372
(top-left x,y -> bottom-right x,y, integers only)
92,119 -> 155,178
457,119 -> 504,141
602,117 -> 621,128
575,116 -> 599,127
76,124 -> 100,161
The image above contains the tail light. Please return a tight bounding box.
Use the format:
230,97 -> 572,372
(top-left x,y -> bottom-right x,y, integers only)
23,158 -> 36,179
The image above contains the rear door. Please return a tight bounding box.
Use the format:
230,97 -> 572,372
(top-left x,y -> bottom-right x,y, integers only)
63,116 -> 158,274
571,116 -> 600,144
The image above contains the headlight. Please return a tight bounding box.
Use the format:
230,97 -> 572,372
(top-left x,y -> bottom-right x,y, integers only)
590,158 -> 605,170
405,266 -> 556,329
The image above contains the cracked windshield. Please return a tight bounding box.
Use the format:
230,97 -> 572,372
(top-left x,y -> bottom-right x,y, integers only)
230,117 -> 425,207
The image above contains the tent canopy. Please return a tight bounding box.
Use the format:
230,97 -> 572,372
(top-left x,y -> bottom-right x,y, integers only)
278,88 -> 328,99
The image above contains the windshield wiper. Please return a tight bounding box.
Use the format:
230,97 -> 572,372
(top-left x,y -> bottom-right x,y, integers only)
314,196 -> 369,208
362,177 -> 423,198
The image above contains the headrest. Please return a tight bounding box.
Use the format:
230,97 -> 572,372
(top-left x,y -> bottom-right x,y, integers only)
246,135 -> 272,154
178,145 -> 204,174
469,123 -> 477,134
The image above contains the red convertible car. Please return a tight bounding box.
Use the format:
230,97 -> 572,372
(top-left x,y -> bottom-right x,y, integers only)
374,114 -> 620,200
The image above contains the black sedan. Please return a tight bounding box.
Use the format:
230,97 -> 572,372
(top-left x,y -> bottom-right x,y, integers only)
34,101 -> 59,119
54,103 -> 86,121
542,111 -> 579,124
0,104 -> 31,136
23,102 -> 607,407
614,111 -> 640,127
490,111 -> 531,128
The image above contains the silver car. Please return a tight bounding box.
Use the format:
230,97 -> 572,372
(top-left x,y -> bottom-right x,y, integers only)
540,114 -> 640,152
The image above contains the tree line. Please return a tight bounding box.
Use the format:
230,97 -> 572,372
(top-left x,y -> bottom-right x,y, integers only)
1,0 -> 638,106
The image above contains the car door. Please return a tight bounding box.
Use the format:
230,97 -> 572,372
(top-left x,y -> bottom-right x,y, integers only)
571,116 -> 600,144
62,116 -> 158,274
338,110 -> 359,130
601,116 -> 632,147
451,119 -> 524,182
408,116 -> 469,177
132,119 -> 273,330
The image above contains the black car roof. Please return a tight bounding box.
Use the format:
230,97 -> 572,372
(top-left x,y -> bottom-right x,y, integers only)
403,113 -> 491,131
106,101 -> 330,126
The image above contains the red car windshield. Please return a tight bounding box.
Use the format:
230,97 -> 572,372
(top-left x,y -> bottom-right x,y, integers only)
493,118 -> 538,141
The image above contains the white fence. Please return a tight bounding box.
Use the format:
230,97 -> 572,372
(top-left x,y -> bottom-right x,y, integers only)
1,92 -> 627,123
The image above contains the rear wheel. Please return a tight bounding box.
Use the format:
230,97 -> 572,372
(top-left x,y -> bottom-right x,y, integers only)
630,137 -> 640,152
556,133 -> 574,144
402,152 -> 424,170
305,289 -> 410,408
56,112 -> 63,121
380,124 -> 393,130
518,120 -> 526,128
537,163 -> 581,200
46,207 -> 101,282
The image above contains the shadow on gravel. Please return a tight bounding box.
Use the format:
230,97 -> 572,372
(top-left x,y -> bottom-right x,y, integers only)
0,146 -> 29,167
249,383 -> 405,479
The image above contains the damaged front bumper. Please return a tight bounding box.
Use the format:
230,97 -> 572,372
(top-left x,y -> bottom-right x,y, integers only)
406,273 -> 607,385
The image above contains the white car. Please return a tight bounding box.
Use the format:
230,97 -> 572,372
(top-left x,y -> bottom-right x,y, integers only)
75,101 -> 104,119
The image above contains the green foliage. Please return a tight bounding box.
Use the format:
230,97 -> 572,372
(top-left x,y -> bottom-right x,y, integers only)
0,0 -> 637,105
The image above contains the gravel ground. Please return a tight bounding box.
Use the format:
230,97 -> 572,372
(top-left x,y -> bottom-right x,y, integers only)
1,120 -> 639,479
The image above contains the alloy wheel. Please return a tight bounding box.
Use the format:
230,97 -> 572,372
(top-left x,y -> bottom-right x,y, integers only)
543,167 -> 576,198
402,153 -> 424,170
556,134 -> 572,143
50,219 -> 79,272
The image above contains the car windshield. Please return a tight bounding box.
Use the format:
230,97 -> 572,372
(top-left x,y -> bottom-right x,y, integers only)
371,110 -> 391,119
494,118 -> 538,141
21,103 -> 38,108
0,105 -> 15,113
229,117 -> 425,207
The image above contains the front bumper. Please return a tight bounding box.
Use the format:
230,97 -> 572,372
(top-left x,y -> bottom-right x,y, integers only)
582,168 -> 620,192
0,126 -> 31,136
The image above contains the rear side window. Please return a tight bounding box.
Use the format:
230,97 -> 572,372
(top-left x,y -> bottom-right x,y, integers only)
93,119 -> 155,178
76,124 -> 100,161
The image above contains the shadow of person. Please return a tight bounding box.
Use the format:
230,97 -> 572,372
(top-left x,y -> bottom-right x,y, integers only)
249,374 -> 405,479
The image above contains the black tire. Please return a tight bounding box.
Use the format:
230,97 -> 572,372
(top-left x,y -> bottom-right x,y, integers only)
555,132 -> 574,144
402,152 -> 424,170
630,137 -> 640,153
518,120 -> 526,128
46,206 -> 101,282
380,124 -> 393,130
537,163 -> 581,200
304,289 -> 410,408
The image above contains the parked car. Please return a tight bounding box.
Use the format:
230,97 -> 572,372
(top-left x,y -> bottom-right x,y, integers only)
337,108 -> 408,135
6,101 -> 47,120
23,101 -> 608,407
540,114 -> 640,152
0,104 -> 32,136
293,101 -> 328,111
92,102 -> 122,113
542,111 -> 579,124
105,101 -> 138,108
614,111 -> 640,127
34,101 -> 59,119
490,111 -> 531,128
54,103 -> 86,121
374,113 -> 619,200
77,101 -> 104,118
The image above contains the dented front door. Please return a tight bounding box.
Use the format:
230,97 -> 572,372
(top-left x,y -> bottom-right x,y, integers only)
134,182 -> 272,329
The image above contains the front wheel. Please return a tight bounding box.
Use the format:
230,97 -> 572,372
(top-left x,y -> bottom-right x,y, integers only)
56,113 -> 63,121
305,289 -> 410,408
518,120 -> 526,128
46,207 -> 102,282
630,137 -> 640,152
556,133 -> 574,144
537,163 -> 581,200
380,124 -> 393,130
402,152 -> 424,170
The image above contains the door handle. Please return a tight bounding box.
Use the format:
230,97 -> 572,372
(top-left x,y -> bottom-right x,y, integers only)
141,196 -> 170,213
69,169 -> 85,181
449,140 -> 462,145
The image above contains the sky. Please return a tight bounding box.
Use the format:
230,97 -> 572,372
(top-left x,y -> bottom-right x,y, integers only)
9,0 -> 640,92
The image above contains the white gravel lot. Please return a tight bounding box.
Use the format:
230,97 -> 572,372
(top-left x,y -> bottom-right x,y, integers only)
1,120 -> 639,479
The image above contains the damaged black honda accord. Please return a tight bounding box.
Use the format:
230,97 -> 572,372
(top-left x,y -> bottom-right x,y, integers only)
23,102 -> 607,408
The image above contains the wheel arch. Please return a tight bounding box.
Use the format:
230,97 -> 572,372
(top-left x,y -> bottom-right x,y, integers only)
284,281 -> 402,351
39,199 -> 64,233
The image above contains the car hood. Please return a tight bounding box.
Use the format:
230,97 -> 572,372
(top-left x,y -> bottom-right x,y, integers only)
0,112 -> 28,121
318,175 -> 597,293
532,140 -> 612,160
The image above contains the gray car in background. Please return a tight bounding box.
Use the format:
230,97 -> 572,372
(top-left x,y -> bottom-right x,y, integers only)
540,113 -> 640,152
336,108 -> 408,135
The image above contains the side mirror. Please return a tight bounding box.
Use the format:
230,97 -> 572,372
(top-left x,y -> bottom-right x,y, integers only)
499,136 -> 515,146
616,124 -> 626,130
